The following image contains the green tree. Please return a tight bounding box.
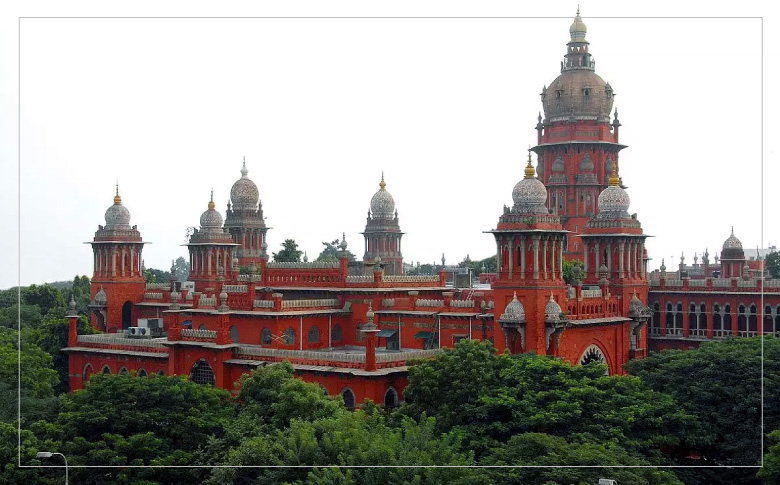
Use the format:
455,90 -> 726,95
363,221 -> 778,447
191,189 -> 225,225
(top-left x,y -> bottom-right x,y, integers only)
562,258 -> 584,285
272,239 -> 303,263
33,373 -> 233,484
315,238 -> 356,262
173,256 -> 190,281
626,337 -> 780,485
0,304 -> 42,329
21,284 -> 64,317
70,275 -> 91,315
767,250 -> 780,279
144,268 -> 172,283
760,430 -> 780,484
456,255 -> 496,276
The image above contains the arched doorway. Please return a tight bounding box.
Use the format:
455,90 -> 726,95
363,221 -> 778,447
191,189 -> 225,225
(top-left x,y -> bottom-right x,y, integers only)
190,359 -> 216,386
122,301 -> 133,330
384,387 -> 399,408
83,363 -> 94,381
579,344 -> 609,375
341,388 -> 356,409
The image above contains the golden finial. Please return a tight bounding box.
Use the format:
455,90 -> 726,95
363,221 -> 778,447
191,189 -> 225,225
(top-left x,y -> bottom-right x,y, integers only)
608,165 -> 620,186
113,181 -> 122,204
208,188 -> 215,210
379,172 -> 386,191
524,151 -> 535,178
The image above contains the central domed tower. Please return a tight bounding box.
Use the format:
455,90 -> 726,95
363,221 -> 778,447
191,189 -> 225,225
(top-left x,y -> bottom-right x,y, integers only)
224,160 -> 269,267
362,174 -> 404,275
532,9 -> 626,262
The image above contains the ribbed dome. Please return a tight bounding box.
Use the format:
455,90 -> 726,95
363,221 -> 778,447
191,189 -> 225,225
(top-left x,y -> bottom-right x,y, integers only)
499,292 -> 526,323
596,170 -> 630,218
200,191 -> 224,231
543,70 -> 614,122
545,293 -> 563,323
721,227 -> 745,260
512,155 -> 548,214
104,185 -> 131,228
230,160 -> 260,209
370,174 -> 396,219
93,286 -> 107,305
723,227 -> 743,250
628,291 -> 645,317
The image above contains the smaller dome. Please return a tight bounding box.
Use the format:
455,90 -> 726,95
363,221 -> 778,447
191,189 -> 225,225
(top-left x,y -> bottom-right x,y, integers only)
578,154 -> 594,172
511,154 -> 549,214
545,293 -> 563,323
599,263 -> 609,274
569,8 -> 587,42
628,291 -> 645,317
200,190 -> 224,231
104,184 -> 131,228
230,160 -> 260,209
551,155 -> 565,172
366,301 -> 375,321
723,227 -> 743,250
499,292 -> 526,323
94,286 -> 107,305
597,169 -> 630,217
339,232 -> 348,251
370,173 -> 396,219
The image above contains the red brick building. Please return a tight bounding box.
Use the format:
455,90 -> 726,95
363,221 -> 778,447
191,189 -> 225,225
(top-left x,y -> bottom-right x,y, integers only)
66,10 -> 672,404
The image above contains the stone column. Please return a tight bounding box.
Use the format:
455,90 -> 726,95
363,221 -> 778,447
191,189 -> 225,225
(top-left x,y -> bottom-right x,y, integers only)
508,238 -> 514,279
550,239 -> 556,280
532,238 -> 540,280
618,241 -> 625,279
520,238 -> 526,280
207,249 -> 213,276
542,238 -> 548,280
558,236 -> 564,276
583,241 -> 589,275
111,246 -> 116,277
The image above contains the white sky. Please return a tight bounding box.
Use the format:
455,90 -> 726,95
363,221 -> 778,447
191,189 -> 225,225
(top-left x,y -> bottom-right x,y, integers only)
1,0 -> 778,289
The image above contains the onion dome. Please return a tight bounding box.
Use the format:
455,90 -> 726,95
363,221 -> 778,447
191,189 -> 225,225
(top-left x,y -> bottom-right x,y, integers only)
545,293 -> 563,323
67,295 -> 77,317
104,183 -> 132,229
499,292 -> 526,324
660,258 -> 666,272
93,286 -> 107,305
199,190 -> 224,232
721,227 -> 745,260
628,290 -> 645,317
339,232 -> 348,251
230,159 -> 260,210
569,6 -> 587,41
369,173 -> 396,219
512,153 -> 549,214
596,167 -> 630,219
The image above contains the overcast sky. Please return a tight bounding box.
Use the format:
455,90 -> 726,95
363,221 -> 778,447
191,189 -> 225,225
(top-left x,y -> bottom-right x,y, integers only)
1,1 -> 777,289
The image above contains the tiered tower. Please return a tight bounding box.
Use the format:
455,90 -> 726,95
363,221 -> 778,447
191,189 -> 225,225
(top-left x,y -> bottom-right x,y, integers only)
362,174 -> 404,275
187,191 -> 239,293
88,185 -> 147,332
532,9 -> 624,261
720,228 -> 747,278
224,160 -> 269,267
489,154 -> 568,355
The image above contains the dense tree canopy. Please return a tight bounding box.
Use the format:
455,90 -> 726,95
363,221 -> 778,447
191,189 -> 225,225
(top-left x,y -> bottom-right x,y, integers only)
272,239 -> 303,263
315,237 -> 356,262
767,250 -> 780,279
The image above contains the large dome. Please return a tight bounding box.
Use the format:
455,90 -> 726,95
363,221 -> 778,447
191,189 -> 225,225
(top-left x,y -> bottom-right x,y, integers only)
200,191 -> 224,231
230,160 -> 260,209
543,70 -> 614,122
104,185 -> 131,228
512,155 -> 548,214
370,174 -> 396,219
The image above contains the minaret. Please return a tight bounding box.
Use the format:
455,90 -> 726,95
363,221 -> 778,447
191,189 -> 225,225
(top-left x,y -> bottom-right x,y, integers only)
720,227 -> 746,278
88,184 -> 147,332
187,190 -> 239,293
224,159 -> 269,268
362,173 -> 405,275
487,153 -> 568,355
533,9 -> 624,262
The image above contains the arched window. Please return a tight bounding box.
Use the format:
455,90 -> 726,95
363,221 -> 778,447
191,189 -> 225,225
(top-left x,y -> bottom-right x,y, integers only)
157,370 -> 165,376
101,365 -> 111,375
579,345 -> 609,375
138,369 -> 148,377
283,327 -> 295,346
190,359 -> 216,386
229,325 -> 240,343
83,363 -> 94,380
122,301 -> 132,330
341,388 -> 356,409
261,328 -> 272,345
332,324 -> 343,342
118,367 -> 128,375
198,324 -> 208,330
308,325 -> 320,343
384,387 -> 399,408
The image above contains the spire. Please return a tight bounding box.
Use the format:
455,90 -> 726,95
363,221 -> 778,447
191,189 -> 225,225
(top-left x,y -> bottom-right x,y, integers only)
114,182 -> 122,204
608,165 -> 620,186
524,151 -> 536,179
241,156 -> 248,177
379,172 -> 386,191
208,188 -> 215,210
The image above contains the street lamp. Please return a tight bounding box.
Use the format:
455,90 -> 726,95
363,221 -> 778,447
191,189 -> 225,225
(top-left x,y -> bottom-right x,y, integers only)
36,451 -> 68,485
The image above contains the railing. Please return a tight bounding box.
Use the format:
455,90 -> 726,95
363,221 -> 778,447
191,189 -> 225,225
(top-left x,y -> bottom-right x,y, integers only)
143,292 -> 164,300
766,279 -> 780,288
267,261 -> 340,269
237,274 -> 250,281
375,348 -> 442,363
666,327 -> 683,336
253,299 -> 274,308
77,334 -> 166,348
236,346 -> 442,364
382,299 -> 395,307
665,279 -> 683,287
713,329 -> 731,338
450,300 -> 475,308
689,279 -> 707,287
738,330 -> 759,337
712,279 -> 732,288
649,280 -> 660,287
416,299 -> 444,307
737,280 -> 756,288
689,329 -> 706,337
223,285 -> 247,293
181,328 -> 217,339
346,275 -> 373,283
199,296 -> 217,307
648,326 -> 661,336
281,299 -> 339,309
146,283 -> 170,290
581,288 -> 603,298
383,275 -> 439,283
